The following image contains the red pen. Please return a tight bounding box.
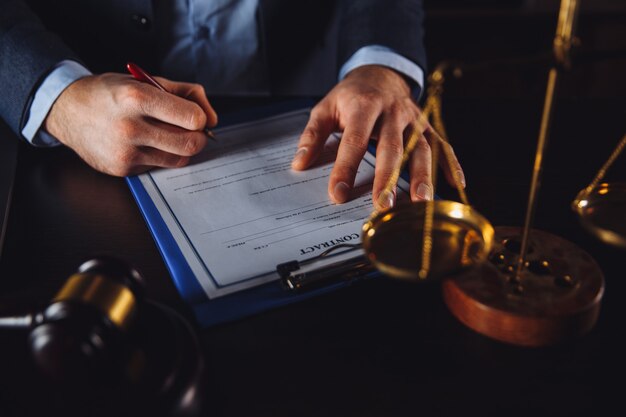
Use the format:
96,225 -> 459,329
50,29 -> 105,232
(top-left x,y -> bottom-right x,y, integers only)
126,62 -> 216,140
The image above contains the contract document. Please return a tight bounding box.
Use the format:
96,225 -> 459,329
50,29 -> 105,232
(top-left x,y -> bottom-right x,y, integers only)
136,108 -> 409,299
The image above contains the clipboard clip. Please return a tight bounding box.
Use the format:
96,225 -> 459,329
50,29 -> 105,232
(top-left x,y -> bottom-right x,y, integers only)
276,244 -> 374,292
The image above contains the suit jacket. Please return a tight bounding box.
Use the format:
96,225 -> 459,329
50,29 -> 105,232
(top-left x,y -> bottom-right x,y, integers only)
0,0 -> 426,139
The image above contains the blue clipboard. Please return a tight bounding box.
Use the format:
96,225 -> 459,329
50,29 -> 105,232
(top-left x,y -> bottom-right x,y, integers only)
126,100 -> 379,327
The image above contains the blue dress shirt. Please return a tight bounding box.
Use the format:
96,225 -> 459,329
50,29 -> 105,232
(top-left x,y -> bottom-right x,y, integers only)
22,0 -> 424,146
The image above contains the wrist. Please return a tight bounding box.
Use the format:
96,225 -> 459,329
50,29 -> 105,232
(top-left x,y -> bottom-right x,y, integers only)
43,75 -> 93,145
22,60 -> 92,147
345,65 -> 412,97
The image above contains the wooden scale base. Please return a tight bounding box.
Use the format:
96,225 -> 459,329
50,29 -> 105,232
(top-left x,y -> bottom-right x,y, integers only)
442,226 -> 605,347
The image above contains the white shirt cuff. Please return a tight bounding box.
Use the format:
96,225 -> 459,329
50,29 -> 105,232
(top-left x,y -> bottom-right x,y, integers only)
21,60 -> 92,147
339,45 -> 425,99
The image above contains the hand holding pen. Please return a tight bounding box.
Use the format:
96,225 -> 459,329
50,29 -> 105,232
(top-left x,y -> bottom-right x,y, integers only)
43,66 -> 218,177
127,62 -> 216,140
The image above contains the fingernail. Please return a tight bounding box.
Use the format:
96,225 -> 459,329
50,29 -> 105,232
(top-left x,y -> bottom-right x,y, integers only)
415,183 -> 432,201
292,147 -> 308,168
377,189 -> 395,210
333,181 -> 350,203
176,156 -> 190,168
456,169 -> 466,188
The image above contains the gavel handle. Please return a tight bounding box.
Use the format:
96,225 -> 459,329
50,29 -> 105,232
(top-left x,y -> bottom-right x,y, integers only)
0,313 -> 40,329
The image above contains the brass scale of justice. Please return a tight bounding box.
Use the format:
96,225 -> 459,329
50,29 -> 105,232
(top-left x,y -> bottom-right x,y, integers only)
360,0 -> 625,347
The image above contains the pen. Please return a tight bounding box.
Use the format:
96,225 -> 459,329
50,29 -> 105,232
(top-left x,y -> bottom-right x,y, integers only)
276,243 -> 373,291
278,254 -> 374,291
126,62 -> 216,141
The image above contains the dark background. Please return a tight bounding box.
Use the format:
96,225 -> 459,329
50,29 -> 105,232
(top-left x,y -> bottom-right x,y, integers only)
1,1 -> 626,416
423,0 -> 626,99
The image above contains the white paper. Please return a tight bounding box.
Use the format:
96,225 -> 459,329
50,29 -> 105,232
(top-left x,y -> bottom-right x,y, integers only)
139,109 -> 409,298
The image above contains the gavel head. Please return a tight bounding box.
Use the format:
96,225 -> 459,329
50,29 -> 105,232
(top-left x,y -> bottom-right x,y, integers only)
17,257 -> 206,416
28,257 -> 145,383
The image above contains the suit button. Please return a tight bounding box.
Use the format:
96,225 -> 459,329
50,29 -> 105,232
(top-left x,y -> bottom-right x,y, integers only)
130,14 -> 151,31
195,26 -> 210,40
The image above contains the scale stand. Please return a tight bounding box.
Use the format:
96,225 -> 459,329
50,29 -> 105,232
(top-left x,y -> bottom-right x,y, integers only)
442,0 -> 605,346
443,227 -> 604,346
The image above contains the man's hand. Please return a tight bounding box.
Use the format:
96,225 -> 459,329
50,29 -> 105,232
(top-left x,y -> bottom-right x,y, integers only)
44,73 -> 218,176
291,65 -> 464,209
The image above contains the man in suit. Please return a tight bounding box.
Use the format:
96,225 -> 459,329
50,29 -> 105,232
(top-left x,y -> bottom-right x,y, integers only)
0,0 -> 462,209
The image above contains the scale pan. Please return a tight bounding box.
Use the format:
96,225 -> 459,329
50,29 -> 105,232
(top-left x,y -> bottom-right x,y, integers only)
573,182 -> 626,249
362,201 -> 494,281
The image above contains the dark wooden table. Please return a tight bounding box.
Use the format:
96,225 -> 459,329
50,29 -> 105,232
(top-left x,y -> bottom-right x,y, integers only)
1,97 -> 624,417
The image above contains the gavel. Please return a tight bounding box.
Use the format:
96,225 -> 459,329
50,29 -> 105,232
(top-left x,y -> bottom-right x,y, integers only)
0,257 -> 206,417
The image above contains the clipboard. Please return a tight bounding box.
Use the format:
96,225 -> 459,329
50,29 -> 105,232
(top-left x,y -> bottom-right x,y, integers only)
126,101 -> 406,327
